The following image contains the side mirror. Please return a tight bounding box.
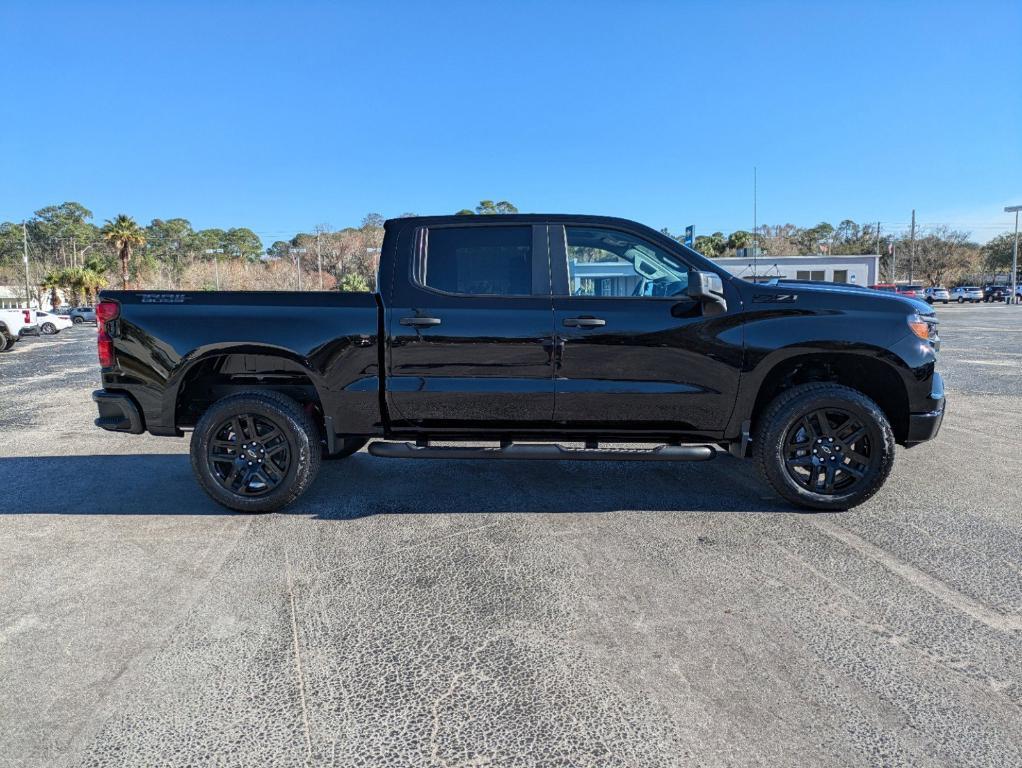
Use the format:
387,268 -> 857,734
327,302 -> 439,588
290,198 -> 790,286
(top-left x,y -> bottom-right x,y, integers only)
687,270 -> 727,313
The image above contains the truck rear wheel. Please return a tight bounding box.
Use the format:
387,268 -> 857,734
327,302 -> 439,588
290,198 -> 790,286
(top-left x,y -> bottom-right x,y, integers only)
754,383 -> 895,511
190,391 -> 322,513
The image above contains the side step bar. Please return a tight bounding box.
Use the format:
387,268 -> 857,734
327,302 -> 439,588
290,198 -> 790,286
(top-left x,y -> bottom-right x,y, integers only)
367,441 -> 716,462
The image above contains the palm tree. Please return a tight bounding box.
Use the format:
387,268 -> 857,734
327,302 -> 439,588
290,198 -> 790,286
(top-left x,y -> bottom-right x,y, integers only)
80,267 -> 108,305
59,267 -> 85,308
40,270 -> 64,310
101,214 -> 146,289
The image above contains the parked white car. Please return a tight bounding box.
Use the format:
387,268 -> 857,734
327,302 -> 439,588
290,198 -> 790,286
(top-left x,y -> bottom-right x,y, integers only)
36,310 -> 73,335
924,286 -> 950,304
951,286 -> 983,303
0,308 -> 38,352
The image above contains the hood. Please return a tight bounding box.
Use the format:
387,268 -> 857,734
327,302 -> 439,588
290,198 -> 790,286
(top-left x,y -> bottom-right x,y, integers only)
742,279 -> 935,315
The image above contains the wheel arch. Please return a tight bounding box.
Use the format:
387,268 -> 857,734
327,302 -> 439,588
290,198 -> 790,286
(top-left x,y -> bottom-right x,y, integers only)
168,346 -> 329,434
741,350 -> 911,445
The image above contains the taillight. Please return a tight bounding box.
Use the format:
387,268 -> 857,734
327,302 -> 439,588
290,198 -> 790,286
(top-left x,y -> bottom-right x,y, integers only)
22,310 -> 30,323
96,300 -> 120,368
96,301 -> 119,324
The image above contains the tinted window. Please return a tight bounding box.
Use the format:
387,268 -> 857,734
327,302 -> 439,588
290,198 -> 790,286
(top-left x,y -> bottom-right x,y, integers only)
423,226 -> 532,296
564,226 -> 689,298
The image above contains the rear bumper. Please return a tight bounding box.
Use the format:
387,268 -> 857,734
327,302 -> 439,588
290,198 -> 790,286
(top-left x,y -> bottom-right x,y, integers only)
92,390 -> 145,434
905,372 -> 945,447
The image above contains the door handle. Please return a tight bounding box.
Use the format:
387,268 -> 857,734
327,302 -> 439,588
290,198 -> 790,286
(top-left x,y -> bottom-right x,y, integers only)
563,316 -> 606,328
400,316 -> 442,327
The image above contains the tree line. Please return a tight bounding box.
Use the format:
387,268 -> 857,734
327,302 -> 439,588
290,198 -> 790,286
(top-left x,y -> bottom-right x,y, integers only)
0,200 -> 1015,307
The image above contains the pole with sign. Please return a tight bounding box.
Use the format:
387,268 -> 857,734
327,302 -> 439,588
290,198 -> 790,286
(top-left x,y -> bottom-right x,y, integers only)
684,225 -> 694,247
1006,206 -> 1020,305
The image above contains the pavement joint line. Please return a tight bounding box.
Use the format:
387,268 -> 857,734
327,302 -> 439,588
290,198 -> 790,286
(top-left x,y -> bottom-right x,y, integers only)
285,548 -> 314,763
810,518 -> 1022,633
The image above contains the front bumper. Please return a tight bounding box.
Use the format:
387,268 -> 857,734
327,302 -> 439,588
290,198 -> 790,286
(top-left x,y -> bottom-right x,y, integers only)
905,372 -> 945,447
93,390 -> 145,434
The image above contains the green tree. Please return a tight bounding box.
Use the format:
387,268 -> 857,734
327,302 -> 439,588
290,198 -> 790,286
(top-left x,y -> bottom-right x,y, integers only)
32,202 -> 97,268
337,272 -> 370,292
457,200 -> 519,215
694,232 -> 726,258
980,232 -> 1019,273
40,269 -> 63,310
101,214 -> 146,289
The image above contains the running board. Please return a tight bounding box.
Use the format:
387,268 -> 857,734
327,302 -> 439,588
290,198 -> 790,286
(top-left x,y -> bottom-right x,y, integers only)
367,441 -> 716,462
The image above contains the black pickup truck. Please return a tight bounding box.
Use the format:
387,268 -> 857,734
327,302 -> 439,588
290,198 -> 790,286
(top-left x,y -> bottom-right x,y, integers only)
93,214 -> 944,512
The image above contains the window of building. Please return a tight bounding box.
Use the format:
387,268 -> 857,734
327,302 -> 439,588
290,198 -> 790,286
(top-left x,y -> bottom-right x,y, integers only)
423,226 -> 532,296
796,270 -> 826,282
833,269 -> 848,283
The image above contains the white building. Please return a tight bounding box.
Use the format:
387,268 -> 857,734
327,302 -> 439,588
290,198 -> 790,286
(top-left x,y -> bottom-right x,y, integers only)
713,254 -> 881,286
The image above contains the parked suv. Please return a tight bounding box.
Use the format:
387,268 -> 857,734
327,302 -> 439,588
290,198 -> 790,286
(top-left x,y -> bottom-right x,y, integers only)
68,306 -> 96,324
951,286 -> 983,303
983,285 -> 1008,302
924,287 -> 950,304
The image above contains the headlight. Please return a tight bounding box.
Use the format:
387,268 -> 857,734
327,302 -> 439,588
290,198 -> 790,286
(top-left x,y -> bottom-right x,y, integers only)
908,312 -> 938,342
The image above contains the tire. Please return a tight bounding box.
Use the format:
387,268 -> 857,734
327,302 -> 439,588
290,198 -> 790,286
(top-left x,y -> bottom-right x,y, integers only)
190,390 -> 322,513
754,383 -> 895,511
943,300 -> 948,304
72,316 -> 83,324
957,297 -> 964,303
41,322 -> 56,335
0,333 -> 10,352
323,437 -> 368,460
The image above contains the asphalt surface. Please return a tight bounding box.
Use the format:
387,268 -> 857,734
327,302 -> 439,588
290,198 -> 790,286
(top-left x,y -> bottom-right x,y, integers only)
1,304 -> 1020,767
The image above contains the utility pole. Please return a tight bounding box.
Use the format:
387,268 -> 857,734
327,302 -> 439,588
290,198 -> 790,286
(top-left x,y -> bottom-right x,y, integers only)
22,223 -> 31,308
316,231 -> 323,291
290,247 -> 307,291
908,209 -> 916,284
1006,205 -> 1021,305
875,221 -> 881,256
205,248 -> 224,290
752,166 -> 758,280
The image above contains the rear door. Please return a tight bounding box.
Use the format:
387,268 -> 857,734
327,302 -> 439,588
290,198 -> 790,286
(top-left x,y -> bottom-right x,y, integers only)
386,222 -> 556,429
549,223 -> 742,433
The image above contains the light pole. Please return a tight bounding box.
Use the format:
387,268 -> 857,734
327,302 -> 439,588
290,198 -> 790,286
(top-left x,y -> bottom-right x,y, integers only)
205,248 -> 224,290
289,247 -> 307,291
22,223 -> 32,308
1005,206 -> 1021,305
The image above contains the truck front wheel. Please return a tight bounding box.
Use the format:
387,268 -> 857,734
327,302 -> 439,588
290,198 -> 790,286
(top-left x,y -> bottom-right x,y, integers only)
754,383 -> 895,511
190,391 -> 322,513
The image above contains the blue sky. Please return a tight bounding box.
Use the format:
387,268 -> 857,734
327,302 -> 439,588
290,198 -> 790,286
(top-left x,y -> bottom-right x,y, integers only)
2,1 -> 1019,245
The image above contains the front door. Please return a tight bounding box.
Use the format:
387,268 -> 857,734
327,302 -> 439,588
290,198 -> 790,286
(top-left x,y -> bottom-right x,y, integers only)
386,223 -> 556,430
549,223 -> 742,433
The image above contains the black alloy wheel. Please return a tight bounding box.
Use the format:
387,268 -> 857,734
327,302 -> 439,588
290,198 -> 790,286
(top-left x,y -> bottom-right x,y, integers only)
755,383 -> 895,511
782,408 -> 873,495
207,413 -> 291,497
41,322 -> 56,335
72,316 -> 83,324
190,391 -> 321,513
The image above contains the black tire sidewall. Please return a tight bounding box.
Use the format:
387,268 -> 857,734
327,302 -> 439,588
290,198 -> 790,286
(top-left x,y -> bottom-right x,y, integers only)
757,385 -> 895,511
190,392 -> 320,513
42,323 -> 55,334
73,316 -> 83,324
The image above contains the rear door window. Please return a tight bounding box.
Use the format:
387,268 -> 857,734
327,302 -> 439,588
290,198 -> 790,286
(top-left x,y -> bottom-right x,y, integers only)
422,226 -> 532,296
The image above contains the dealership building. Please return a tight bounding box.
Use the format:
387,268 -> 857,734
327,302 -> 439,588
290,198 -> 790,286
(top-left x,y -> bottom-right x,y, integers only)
569,253 -> 882,297
712,254 -> 881,286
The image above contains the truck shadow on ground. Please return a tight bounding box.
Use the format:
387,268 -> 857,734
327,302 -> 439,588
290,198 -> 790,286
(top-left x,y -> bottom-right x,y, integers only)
0,452 -> 793,517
